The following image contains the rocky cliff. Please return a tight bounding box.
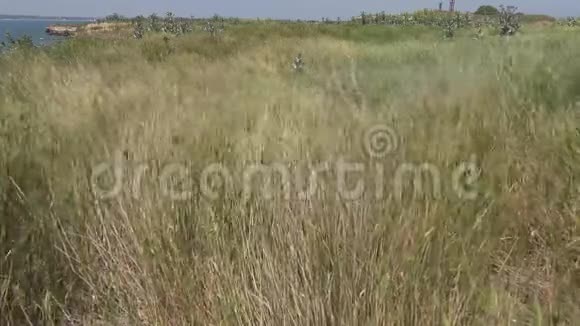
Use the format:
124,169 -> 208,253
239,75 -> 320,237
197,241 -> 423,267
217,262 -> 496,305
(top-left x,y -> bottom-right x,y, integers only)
45,25 -> 79,36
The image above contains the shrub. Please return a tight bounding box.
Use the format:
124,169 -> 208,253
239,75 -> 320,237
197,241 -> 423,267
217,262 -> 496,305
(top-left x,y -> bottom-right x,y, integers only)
104,13 -> 128,22
442,19 -> 458,39
0,33 -> 35,52
498,5 -> 520,36
141,36 -> 173,62
475,5 -> 499,16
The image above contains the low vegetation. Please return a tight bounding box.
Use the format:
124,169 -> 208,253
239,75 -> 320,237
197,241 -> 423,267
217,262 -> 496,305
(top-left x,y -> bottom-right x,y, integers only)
0,13 -> 579,325
0,33 -> 34,52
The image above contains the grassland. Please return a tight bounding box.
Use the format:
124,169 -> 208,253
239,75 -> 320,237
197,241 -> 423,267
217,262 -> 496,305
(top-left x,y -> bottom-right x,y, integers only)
1,20 -> 579,325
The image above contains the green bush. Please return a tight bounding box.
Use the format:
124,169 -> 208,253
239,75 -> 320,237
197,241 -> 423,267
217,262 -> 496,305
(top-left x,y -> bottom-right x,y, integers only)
0,33 -> 35,52
474,5 -> 499,16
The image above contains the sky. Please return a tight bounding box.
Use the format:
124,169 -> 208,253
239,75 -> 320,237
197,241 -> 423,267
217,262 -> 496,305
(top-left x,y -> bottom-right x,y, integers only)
3,1 -> 579,19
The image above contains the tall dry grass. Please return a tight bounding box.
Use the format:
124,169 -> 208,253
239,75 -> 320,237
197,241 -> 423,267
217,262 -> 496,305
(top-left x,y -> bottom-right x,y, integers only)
1,24 -> 579,325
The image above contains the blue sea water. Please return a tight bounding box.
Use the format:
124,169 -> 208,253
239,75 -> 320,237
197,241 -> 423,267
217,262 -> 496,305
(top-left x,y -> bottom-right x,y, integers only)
0,19 -> 88,46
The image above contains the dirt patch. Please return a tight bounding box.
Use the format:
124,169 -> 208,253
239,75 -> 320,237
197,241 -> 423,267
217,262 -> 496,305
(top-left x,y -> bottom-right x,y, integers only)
80,22 -> 131,35
529,20 -> 555,28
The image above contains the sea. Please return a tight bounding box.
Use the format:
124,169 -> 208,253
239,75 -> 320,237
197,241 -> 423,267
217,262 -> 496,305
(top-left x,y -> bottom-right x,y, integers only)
0,19 -> 89,46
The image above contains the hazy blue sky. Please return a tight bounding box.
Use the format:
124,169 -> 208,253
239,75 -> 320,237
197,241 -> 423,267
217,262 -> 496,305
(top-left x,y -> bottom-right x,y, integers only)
4,1 -> 579,19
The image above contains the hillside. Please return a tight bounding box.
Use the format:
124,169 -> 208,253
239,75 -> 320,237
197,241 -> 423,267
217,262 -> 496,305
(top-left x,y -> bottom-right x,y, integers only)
1,17 -> 579,325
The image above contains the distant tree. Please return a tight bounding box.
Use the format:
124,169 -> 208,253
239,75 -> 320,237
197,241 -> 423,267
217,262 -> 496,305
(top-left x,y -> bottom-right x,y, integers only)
105,13 -> 126,21
474,5 -> 499,16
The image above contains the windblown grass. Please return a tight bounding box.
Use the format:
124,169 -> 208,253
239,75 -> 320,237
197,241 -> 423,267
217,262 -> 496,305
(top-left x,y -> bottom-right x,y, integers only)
1,23 -> 579,325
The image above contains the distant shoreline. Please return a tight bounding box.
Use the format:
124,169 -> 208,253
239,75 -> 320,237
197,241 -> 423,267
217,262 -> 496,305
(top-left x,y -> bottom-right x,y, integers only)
0,18 -> 94,22
0,14 -> 95,21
